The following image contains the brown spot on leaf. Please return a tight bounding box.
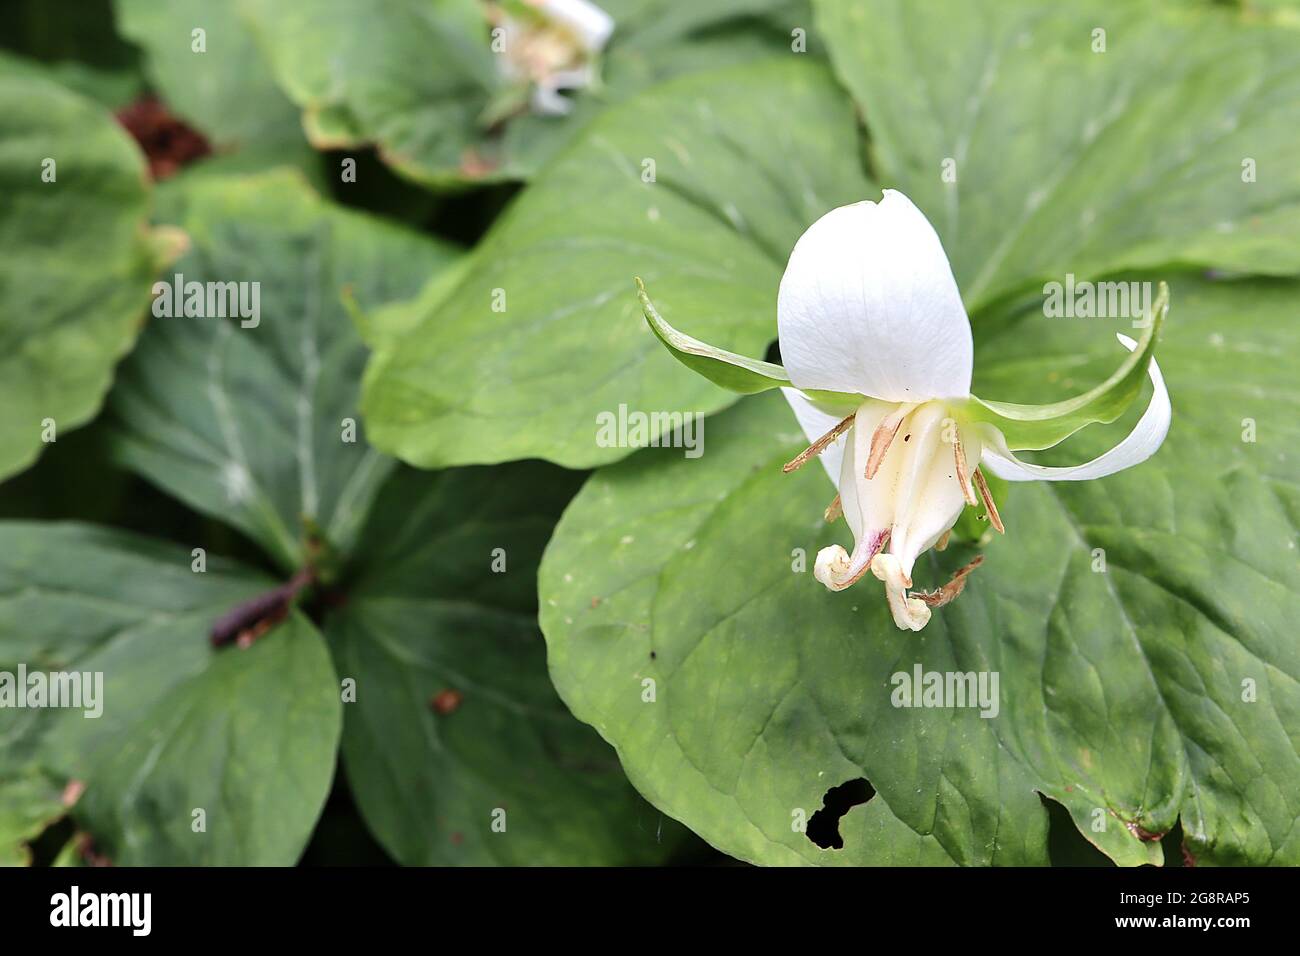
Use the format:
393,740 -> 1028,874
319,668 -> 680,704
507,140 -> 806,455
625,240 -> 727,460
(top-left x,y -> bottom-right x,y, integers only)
1124,819 -> 1166,842
431,689 -> 463,715
459,147 -> 497,178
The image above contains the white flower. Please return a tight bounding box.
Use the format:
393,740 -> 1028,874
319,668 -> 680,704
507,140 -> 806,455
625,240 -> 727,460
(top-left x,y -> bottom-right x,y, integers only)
493,0 -> 614,116
776,190 -> 1170,630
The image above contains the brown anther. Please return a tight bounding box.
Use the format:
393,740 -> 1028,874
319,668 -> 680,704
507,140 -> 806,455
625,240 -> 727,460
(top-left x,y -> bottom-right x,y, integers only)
972,469 -> 1005,534
935,530 -> 951,552
916,554 -> 985,607
783,412 -> 855,474
864,406 -> 910,479
61,779 -> 85,807
953,435 -> 977,505
824,493 -> 842,523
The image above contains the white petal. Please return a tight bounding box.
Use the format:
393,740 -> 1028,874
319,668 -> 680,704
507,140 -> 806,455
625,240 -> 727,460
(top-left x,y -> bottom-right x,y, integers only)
538,0 -> 614,51
530,80 -> 573,115
777,190 -> 973,403
548,65 -> 595,91
871,553 -> 931,631
981,334 -> 1171,482
840,399 -> 892,546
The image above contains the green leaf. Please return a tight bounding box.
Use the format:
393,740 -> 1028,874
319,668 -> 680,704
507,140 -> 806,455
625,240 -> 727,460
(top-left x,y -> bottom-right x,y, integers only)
814,0 -> 1300,309
0,54 -> 159,482
0,769 -> 66,866
239,0 -> 805,186
362,58 -> 874,468
0,523 -> 341,865
963,281 -> 1168,450
540,277 -> 1300,866
328,462 -> 690,865
0,2 -> 146,109
540,392 -> 1048,865
114,0 -> 320,175
106,169 -> 462,571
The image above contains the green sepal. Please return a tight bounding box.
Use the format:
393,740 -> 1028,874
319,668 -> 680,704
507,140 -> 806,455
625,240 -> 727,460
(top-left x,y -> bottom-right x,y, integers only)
963,281 -> 1168,451
636,279 -> 859,409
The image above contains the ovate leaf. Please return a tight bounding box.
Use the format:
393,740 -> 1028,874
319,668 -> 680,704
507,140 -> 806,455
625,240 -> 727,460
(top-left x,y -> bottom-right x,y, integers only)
114,0 -> 319,175
328,463 -> 690,865
814,0 -> 1300,309
0,54 -> 159,481
107,170 -> 462,571
0,523 -> 341,865
240,0 -> 805,185
362,59 -> 873,468
540,277 -> 1300,866
0,769 -> 65,866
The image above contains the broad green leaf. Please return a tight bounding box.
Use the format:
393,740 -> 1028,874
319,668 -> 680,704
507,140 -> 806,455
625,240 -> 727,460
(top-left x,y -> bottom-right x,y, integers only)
540,392 -> 1048,866
0,769 -> 65,866
814,0 -> 1300,309
328,462 -> 690,865
0,2 -> 146,108
0,523 -> 341,865
963,281 -> 1168,450
107,169 -> 462,571
0,54 -> 160,482
240,0 -> 805,186
114,0 -> 320,175
362,59 -> 874,468
540,277 -> 1300,866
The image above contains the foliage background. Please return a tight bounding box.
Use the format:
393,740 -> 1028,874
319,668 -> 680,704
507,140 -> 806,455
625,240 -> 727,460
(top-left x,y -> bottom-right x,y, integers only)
0,0 -> 1296,867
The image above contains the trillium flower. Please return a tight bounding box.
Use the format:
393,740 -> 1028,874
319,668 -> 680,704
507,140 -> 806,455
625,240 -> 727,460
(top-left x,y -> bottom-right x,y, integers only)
637,189 -> 1171,632
490,0 -> 614,116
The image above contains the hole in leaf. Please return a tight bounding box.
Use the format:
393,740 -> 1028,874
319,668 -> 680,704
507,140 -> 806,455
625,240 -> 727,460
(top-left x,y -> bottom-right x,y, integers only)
1041,793 -> 1112,867
806,777 -> 875,849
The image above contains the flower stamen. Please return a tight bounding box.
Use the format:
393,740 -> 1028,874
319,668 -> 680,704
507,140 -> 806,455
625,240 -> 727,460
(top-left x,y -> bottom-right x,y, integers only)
915,554 -> 985,607
783,412 -> 855,473
864,403 -> 914,479
824,493 -> 842,523
973,468 -> 1005,533
953,433 -> 977,505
